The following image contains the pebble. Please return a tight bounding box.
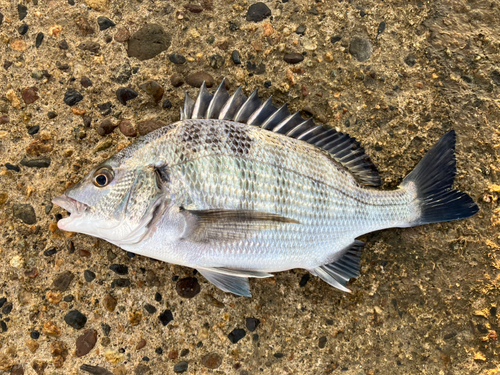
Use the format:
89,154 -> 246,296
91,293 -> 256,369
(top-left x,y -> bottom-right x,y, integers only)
76,16 -> 95,35
20,157 -> 51,168
11,365 -> 23,375
84,270 -> 96,282
76,329 -> 98,357
404,54 -> 416,67
35,33 -> 44,48
210,54 -> 225,69
176,277 -> 201,298
116,87 -> 138,105
10,39 -> 27,51
114,27 -> 130,43
180,349 -> 189,357
492,71 -> 500,86
349,36 -> 372,62
127,24 -> 171,61
173,361 -> 188,373
136,338 -> 146,350
0,115 -> 9,124
154,292 -> 162,302
44,248 -> 57,256
81,76 -> 92,88
32,360 -> 47,375
6,89 -> 21,109
109,264 -> 128,275
169,53 -> 186,64
52,271 -> 74,292
118,120 -> 137,137
18,4 -> 28,20
21,87 -> 39,104
98,102 -> 113,115
245,317 -> 260,332
64,310 -> 87,330
168,350 -> 178,359
144,304 -> 157,314
98,16 -> 115,30
51,341 -> 69,368
5,163 -> 20,172
377,21 -> 386,37
331,35 -> 342,44
301,36 -> 317,51
102,323 -> 111,336
231,50 -> 241,64
186,72 -> 215,88
299,273 -> 310,286
31,330 -> 40,339
159,309 -> 173,326
97,118 -> 117,136
111,278 -> 131,288
162,99 -> 172,109
283,53 -> 304,64
318,336 -> 327,348
103,293 -> 117,312
2,302 -> 12,315
170,73 -> 184,87
12,204 -> 37,224
137,119 -> 167,136
80,364 -> 114,375
296,25 -> 306,35
18,24 -> 29,35
139,80 -> 164,103
83,116 -> 92,127
184,4 -> 203,13
201,353 -> 222,369
58,40 -> 69,50
228,328 -> 246,344
63,295 -> 74,302
246,2 -> 271,22
64,89 -> 83,106
0,13 -> 3,26
42,321 -> 61,337
78,41 -> 100,54
111,62 -> 132,84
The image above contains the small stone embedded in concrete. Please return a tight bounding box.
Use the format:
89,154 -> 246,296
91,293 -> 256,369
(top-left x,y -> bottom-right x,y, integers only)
12,204 -> 37,224
18,24 -> 29,35
114,27 -> 130,42
144,304 -> 157,314
109,264 -> 128,275
97,16 -> 115,30
111,62 -> 132,84
76,16 -> 94,35
116,87 -> 138,105
18,4 -> 28,20
492,70 -> 500,86
299,273 -> 310,286
103,293 -> 117,312
78,41 -> 100,54
173,361 -> 188,373
318,336 -> 327,348
97,118 -> 117,136
246,2 -> 271,22
162,99 -> 172,109
209,54 -> 225,69
21,87 -> 39,104
137,119 -> 167,136
32,360 -> 47,375
10,364 -> 23,375
35,32 -> 44,48
377,21 -> 386,36
2,302 -> 12,315
139,80 -> 164,103
111,278 -> 131,288
64,310 -> 87,330
245,317 -> 260,332
136,338 -> 146,350
170,73 -> 184,87
81,76 -> 92,88
20,157 -> 51,168
53,271 -> 75,292
176,277 -> 201,298
231,50 -> 241,64
84,270 -> 96,282
169,53 -> 186,64
97,102 -> 113,115
76,329 -> 98,357
349,36 -> 372,62
228,328 -> 246,344
331,35 -> 342,44
118,120 -> 137,137
404,54 -> 416,67
127,24 -> 171,61
43,321 -> 61,337
296,25 -> 306,35
80,364 -> 114,375
201,353 -> 222,369
186,72 -> 215,88
283,53 -> 304,64
159,309 -> 173,326
51,341 -> 69,368
155,292 -> 162,302
5,163 -> 20,172
184,4 -> 203,13
0,13 -> 4,26
64,89 -> 83,106
58,40 -> 69,49
0,115 -> 9,124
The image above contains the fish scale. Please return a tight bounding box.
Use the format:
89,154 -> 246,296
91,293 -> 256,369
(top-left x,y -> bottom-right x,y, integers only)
53,80 -> 478,297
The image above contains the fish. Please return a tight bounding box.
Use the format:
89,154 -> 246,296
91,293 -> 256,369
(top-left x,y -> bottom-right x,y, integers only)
53,79 -> 479,297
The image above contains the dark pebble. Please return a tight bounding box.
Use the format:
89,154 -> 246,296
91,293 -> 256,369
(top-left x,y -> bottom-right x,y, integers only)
63,295 -> 74,303
184,4 -> 203,13
18,24 -> 29,35
80,364 -> 114,375
0,321 -> 7,332
326,319 -> 334,325
97,102 -> 113,115
111,62 -> 132,83
84,270 -> 96,282
180,349 -> 189,356
299,273 -> 310,287
246,2 -> 271,22
176,277 -> 200,298
47,111 -> 58,119
318,336 -> 327,348
68,0 -> 75,4
0,13 -> 3,26
12,204 -> 37,224
444,331 -> 457,340
3,61 -> 12,70
228,328 -> 246,344
173,361 -> 188,373
111,278 -> 131,288
492,71 -> 500,86
44,247 -> 57,256
231,50 -> 241,64
10,364 -> 23,375
209,54 -> 224,69
155,292 -> 162,302
76,16 -> 94,35
58,40 -> 69,50
31,330 -> 40,339
155,347 -> 163,355
78,41 -> 100,54
97,118 -> 117,136
114,27 -> 130,43
83,116 -> 92,127
172,276 -> 179,282
5,163 -> 20,172
101,323 -> 111,336
349,36 -> 372,62
116,87 -> 138,105
118,120 -> 137,137
135,364 -> 150,374
309,6 -> 318,15
491,306 -> 497,317
295,25 -> 306,35
144,304 -> 157,314
57,63 -> 70,72
283,53 -> 304,64
2,302 -> 12,315
377,21 -> 386,36
159,309 -> 173,326
162,99 -> 172,109
76,329 -> 98,357
0,298 -> 5,308
97,16 -> 115,30
52,271 -> 75,292
21,87 -> 39,104
18,4 -> 28,20
35,32 -> 44,48
142,356 -> 149,361
170,73 -> 184,87
64,310 -> 87,330
245,317 -> 260,332
201,353 -> 222,369
127,24 -> 171,61
360,10 -> 366,17
109,264 -> 128,275
137,119 -> 167,136
274,352 -> 284,358
81,76 -> 92,88
404,54 -> 416,67
331,35 -> 342,44
228,20 -> 239,31
0,115 -> 9,124
139,80 -> 164,103
169,53 -> 186,64
264,80 -> 272,88
186,72 -> 215,88
63,89 -> 83,106
20,157 -> 51,168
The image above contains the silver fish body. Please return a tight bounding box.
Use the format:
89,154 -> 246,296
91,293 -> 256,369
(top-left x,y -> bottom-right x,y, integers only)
54,81 -> 478,296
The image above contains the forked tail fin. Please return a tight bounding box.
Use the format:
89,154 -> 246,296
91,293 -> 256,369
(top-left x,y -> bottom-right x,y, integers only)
401,130 -> 478,225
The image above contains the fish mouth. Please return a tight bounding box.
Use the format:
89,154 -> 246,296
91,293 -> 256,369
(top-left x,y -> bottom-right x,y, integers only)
52,194 -> 89,215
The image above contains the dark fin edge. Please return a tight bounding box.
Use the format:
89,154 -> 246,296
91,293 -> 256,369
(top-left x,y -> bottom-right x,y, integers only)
181,80 -> 381,187
401,130 -> 479,225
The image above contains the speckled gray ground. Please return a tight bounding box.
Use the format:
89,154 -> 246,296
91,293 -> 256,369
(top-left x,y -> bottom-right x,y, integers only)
0,0 -> 499,374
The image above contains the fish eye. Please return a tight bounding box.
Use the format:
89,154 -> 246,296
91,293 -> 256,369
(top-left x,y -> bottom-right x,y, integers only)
93,167 -> 114,187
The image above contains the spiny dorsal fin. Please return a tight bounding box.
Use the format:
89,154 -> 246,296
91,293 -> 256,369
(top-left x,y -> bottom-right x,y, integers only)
181,80 -> 381,186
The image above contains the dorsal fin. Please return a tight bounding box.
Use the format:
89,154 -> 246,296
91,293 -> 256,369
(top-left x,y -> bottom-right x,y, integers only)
180,80 -> 381,186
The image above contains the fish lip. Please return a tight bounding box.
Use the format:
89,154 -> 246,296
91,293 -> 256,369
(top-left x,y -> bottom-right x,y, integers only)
52,194 -> 89,215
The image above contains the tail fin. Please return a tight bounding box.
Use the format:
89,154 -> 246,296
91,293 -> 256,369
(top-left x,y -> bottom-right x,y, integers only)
401,130 -> 478,225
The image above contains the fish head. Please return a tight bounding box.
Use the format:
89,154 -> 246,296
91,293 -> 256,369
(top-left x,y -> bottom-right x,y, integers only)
53,155 -> 170,246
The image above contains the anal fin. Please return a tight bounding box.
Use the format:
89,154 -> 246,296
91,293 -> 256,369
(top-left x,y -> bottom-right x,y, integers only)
312,240 -> 364,293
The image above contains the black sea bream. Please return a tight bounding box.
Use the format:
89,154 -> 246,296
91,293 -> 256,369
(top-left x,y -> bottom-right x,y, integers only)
53,80 -> 479,297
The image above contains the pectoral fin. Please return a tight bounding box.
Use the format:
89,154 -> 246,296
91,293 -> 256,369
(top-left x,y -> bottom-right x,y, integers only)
197,267 -> 274,297
180,208 -> 300,244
